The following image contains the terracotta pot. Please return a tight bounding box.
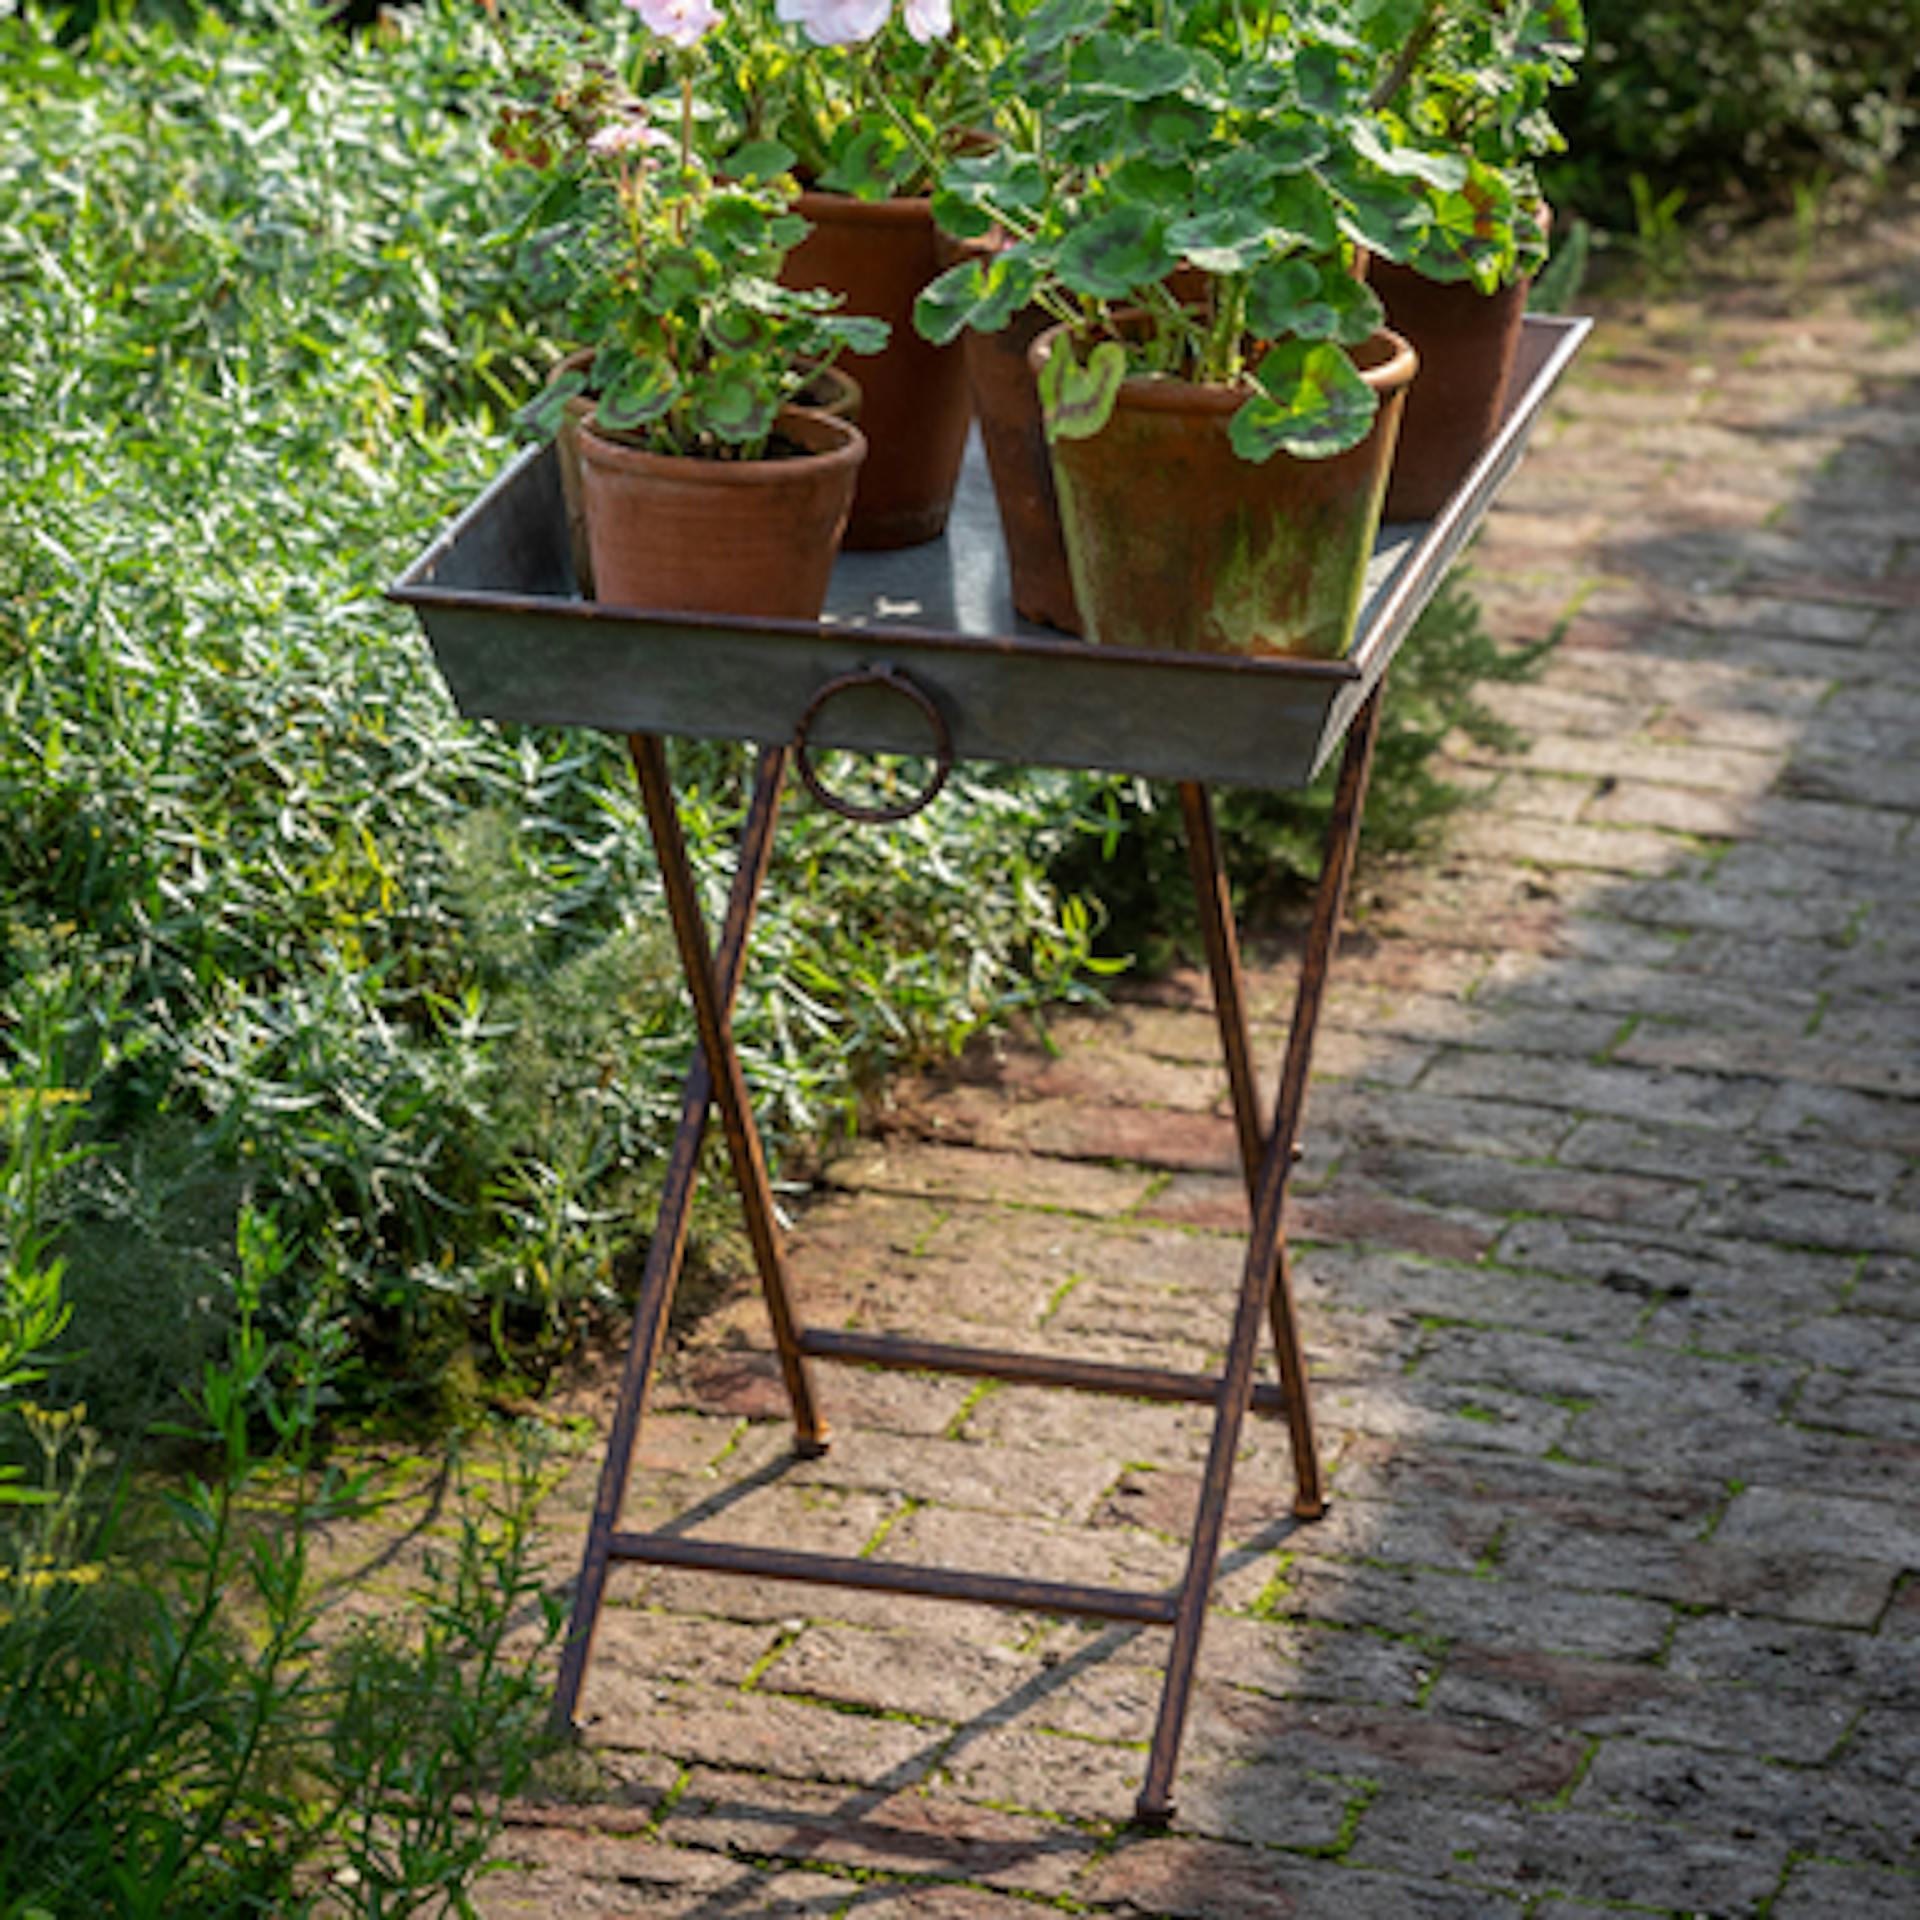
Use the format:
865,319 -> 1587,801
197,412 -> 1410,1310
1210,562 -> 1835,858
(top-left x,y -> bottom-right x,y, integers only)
1365,259 -> 1531,520
960,303 -> 1082,632
577,406 -> 866,620
1032,327 -> 1418,659
782,192 -> 973,550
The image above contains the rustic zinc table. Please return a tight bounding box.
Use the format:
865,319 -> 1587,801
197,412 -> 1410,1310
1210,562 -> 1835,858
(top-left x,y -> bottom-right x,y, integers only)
392,312 -> 1588,1824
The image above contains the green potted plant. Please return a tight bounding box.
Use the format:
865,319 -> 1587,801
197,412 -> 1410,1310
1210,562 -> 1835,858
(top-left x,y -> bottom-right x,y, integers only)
1356,0 -> 1586,517
702,0 -> 1001,549
499,31 -> 887,617
914,0 -> 1505,657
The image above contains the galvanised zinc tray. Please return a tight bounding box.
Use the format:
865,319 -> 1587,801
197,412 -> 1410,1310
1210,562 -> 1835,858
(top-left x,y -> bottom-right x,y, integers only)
392,313 -> 1588,792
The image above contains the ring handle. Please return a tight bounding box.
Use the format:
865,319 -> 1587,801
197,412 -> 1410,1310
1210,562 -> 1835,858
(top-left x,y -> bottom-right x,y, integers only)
793,664 -> 953,824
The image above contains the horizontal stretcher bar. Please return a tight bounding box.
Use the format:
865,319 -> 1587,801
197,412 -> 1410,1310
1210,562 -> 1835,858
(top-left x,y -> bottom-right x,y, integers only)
795,1326 -> 1295,1416
607,1532 -> 1181,1624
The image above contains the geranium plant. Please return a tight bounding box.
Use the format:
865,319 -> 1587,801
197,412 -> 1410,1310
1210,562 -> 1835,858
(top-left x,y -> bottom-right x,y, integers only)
702,0 -> 997,199
498,21 -> 887,458
914,0 -> 1518,460
1358,0 -> 1586,287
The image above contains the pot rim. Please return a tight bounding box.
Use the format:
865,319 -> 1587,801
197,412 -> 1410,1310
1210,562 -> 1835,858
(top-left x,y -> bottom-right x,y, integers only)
794,187 -> 935,224
578,404 -> 866,484
1027,319 -> 1418,416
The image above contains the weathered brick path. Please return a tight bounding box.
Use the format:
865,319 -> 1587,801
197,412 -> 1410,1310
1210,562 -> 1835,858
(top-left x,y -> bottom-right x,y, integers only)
485,210 -> 1920,1916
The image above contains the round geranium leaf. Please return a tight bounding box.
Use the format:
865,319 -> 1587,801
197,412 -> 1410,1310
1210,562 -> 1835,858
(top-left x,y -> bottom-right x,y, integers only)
1132,96 -> 1213,163
1018,0 -> 1111,56
1068,33 -> 1195,100
1350,119 -> 1470,193
724,139 -> 797,184
1244,257 -> 1322,338
596,353 -> 681,431
696,369 -> 778,445
820,311 -> 889,357
1168,205 -> 1273,275
1231,339 -> 1378,461
1057,204 -> 1176,300
705,307 -> 768,355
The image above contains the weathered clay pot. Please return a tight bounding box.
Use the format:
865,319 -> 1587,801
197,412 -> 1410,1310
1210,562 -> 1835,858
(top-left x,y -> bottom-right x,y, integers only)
1032,327 -> 1418,659
782,192 -> 973,550
1365,259 -> 1531,521
577,406 -> 866,620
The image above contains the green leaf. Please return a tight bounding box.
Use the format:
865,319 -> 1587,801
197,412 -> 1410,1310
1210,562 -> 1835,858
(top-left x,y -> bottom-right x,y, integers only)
931,149 -> 1046,239
1349,120 -> 1470,193
694,369 -> 777,445
1068,34 -> 1196,100
1168,205 -> 1273,275
819,311 -> 890,356
1229,339 -> 1378,461
725,139 -> 797,184
1319,156 -> 1429,260
647,246 -> 709,309
705,307 -> 769,354
514,366 -> 586,440
1056,204 -> 1177,301
595,352 -> 680,432
1018,0 -> 1111,56
1260,172 -> 1343,254
913,252 -> 1040,344
1110,155 -> 1194,212
1244,257 -> 1322,337
1132,96 -> 1214,163
1036,335 -> 1128,442
696,192 -> 772,256
1291,44 -> 1357,116
819,123 -> 914,202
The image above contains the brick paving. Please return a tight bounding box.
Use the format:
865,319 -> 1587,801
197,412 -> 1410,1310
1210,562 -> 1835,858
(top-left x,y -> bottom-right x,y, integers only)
482,208 -> 1920,1916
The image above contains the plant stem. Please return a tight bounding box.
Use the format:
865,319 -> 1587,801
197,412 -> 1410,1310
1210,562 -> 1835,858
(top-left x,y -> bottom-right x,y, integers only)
1369,0 -> 1446,113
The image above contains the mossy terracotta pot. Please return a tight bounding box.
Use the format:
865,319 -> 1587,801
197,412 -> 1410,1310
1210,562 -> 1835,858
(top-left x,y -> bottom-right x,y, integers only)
1031,326 -> 1417,660
577,406 -> 866,620
1366,257 -> 1534,521
782,192 -> 973,551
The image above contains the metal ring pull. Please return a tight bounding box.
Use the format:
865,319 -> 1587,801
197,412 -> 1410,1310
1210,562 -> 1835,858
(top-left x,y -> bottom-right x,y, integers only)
793,664 -> 953,824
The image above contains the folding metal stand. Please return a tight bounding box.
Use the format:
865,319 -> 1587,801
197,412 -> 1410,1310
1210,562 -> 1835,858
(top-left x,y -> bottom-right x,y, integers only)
547,684 -> 1386,1826
390,314 -> 1587,1823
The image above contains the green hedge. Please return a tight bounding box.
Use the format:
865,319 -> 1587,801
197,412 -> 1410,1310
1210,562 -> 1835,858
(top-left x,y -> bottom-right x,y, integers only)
1550,0 -> 1920,226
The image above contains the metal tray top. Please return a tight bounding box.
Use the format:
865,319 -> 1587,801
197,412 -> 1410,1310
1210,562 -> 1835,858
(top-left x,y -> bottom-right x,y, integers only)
393,314 -> 1588,792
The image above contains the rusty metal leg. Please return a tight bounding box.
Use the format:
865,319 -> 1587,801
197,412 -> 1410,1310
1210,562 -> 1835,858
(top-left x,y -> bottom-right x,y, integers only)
548,745 -> 792,1737
1137,686 -> 1387,1825
1177,781 -> 1326,1523
628,733 -> 829,1455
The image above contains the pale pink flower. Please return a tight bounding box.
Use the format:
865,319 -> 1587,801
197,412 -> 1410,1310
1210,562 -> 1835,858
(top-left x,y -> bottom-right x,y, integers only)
776,0 -> 892,46
625,0 -> 719,48
901,0 -> 951,41
588,117 -> 675,156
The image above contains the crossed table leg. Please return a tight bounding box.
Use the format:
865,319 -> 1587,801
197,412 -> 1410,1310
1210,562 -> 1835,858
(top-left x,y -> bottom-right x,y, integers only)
550,684 -> 1386,1825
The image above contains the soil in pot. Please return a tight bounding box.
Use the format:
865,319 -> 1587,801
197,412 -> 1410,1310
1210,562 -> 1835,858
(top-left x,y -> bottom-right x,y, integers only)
1366,258 -> 1530,521
782,192 -> 973,551
1034,327 -> 1418,659
577,406 -> 866,621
